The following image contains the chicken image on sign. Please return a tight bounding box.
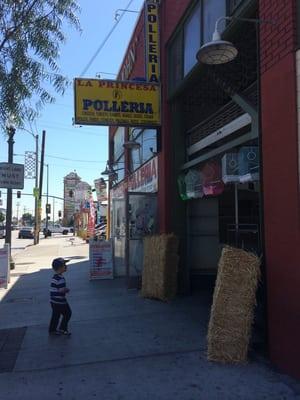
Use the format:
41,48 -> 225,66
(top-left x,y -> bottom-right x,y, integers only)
74,78 -> 161,127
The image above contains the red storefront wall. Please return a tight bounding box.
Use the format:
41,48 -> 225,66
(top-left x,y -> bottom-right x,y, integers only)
110,0 -> 300,378
108,7 -> 146,146
260,0 -> 300,379
158,0 -> 192,232
109,0 -> 193,232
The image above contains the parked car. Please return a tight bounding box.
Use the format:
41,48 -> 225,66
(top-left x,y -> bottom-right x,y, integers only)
18,226 -> 34,239
43,224 -> 69,237
0,226 -> 5,239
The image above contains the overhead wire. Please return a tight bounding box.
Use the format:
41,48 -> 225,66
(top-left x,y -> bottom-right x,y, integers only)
14,153 -> 106,164
80,0 -> 136,77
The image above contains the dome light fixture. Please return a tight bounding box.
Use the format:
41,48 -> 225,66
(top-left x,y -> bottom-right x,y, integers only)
123,140 -> 141,150
196,17 -> 238,65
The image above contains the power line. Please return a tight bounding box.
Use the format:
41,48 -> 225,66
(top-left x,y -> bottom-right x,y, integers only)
14,153 -> 106,164
80,0 -> 136,77
45,155 -> 106,163
35,123 -> 107,136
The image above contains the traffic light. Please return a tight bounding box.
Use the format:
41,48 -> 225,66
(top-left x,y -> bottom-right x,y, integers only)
46,203 -> 51,214
47,216 -> 51,220
58,211 -> 62,218
0,191 -> 2,197
17,191 -> 21,198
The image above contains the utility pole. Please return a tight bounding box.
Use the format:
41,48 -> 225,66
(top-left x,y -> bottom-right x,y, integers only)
16,202 -> 20,224
34,134 -> 39,244
45,164 -> 49,232
38,130 -> 46,243
5,120 -> 16,253
53,197 -> 55,226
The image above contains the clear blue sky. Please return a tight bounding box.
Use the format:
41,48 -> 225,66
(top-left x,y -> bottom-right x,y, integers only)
0,0 -> 144,219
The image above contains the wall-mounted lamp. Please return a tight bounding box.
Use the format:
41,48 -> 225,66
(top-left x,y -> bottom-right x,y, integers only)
197,16 -> 275,65
123,140 -> 141,150
196,17 -> 238,65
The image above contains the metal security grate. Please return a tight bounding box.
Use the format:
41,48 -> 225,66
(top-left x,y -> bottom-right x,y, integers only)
187,83 -> 257,147
230,0 -> 245,14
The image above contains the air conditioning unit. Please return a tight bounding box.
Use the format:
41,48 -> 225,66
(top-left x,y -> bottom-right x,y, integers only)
238,146 -> 260,183
222,153 -> 240,184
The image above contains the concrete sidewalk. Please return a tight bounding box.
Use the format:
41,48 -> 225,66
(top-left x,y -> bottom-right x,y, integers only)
0,236 -> 299,400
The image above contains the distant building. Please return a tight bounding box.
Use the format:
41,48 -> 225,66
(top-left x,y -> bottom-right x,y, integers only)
63,171 -> 81,224
74,181 -> 91,212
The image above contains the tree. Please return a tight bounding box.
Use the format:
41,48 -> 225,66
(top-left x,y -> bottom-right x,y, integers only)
0,0 -> 81,128
0,212 -> 5,223
22,212 -> 34,225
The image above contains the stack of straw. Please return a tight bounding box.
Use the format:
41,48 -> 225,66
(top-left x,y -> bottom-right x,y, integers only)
141,234 -> 179,302
207,245 -> 261,363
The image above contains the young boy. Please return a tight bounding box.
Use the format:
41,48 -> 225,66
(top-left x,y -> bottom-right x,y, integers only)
49,257 -> 72,336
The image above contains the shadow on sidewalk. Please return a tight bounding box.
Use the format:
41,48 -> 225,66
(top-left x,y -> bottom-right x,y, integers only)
0,257 -> 213,373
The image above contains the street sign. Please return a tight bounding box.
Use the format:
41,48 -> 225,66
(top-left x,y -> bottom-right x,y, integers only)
0,163 -> 24,189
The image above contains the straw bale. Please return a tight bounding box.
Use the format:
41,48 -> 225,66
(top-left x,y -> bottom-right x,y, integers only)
141,234 -> 179,302
207,245 -> 261,363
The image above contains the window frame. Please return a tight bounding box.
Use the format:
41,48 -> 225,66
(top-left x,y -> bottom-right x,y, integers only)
129,128 -> 158,173
168,0 -> 229,95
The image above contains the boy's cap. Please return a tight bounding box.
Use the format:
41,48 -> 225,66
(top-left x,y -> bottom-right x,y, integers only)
52,257 -> 70,270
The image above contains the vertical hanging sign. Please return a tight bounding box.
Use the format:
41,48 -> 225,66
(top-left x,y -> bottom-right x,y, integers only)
145,1 -> 160,83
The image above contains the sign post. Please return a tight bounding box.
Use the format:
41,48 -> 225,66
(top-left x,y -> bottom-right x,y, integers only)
0,244 -> 9,289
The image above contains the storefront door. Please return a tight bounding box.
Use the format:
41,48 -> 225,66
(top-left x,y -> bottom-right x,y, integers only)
111,198 -> 126,276
187,197 -> 221,281
126,192 -> 158,288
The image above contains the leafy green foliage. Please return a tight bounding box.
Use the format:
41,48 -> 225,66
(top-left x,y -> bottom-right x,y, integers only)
22,212 -> 35,225
0,0 -> 81,129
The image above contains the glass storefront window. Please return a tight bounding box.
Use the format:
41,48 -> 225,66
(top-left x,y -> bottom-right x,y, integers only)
203,0 -> 226,44
169,32 -> 183,92
113,127 -> 125,161
168,0 -> 227,92
184,4 -> 201,76
130,128 -> 157,171
113,154 -> 125,183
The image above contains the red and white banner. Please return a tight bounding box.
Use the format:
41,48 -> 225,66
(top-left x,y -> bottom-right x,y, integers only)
87,194 -> 96,237
128,156 -> 158,193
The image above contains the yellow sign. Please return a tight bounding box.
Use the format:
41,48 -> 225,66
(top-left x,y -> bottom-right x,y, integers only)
74,78 -> 161,127
145,1 -> 160,83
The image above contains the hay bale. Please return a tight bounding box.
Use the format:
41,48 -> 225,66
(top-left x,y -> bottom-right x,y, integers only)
141,234 -> 179,301
207,245 -> 261,363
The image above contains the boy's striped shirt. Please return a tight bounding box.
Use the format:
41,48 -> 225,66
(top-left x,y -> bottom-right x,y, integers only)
50,274 -> 67,304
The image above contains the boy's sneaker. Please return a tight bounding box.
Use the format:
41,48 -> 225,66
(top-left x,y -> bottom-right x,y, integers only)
49,330 -> 61,336
58,330 -> 71,336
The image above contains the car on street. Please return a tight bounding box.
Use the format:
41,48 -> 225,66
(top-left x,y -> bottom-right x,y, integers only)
0,225 -> 5,239
18,226 -> 34,239
43,224 -> 69,237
